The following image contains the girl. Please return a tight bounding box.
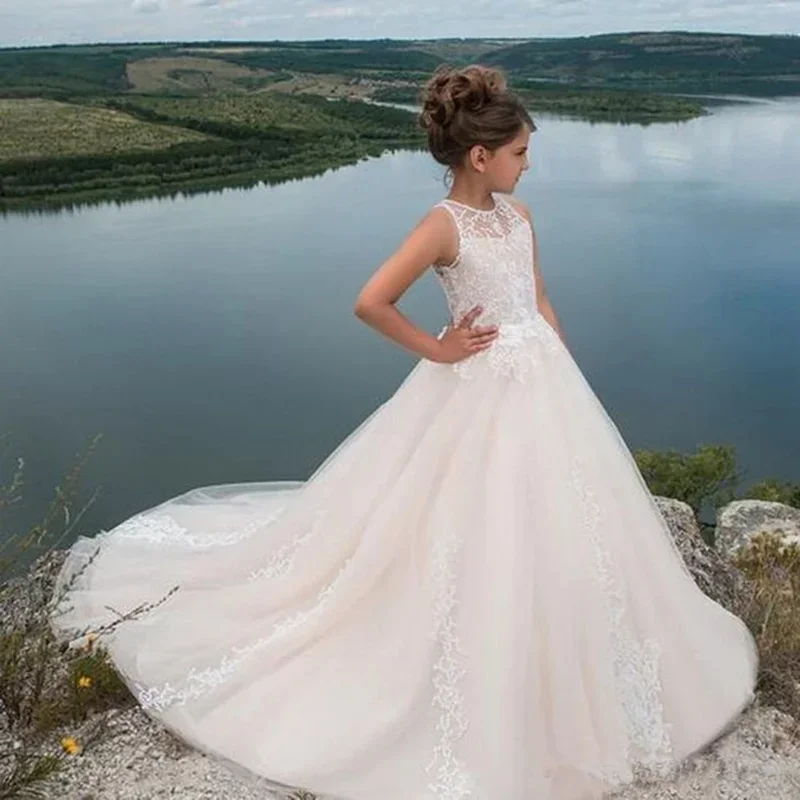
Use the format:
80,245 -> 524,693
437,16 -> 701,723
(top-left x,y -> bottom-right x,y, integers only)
51,64 -> 758,799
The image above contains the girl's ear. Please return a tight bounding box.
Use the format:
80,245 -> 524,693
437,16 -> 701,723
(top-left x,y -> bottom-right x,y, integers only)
468,144 -> 489,173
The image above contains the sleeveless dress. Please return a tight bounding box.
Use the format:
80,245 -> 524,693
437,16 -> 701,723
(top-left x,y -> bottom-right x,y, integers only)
50,194 -> 758,800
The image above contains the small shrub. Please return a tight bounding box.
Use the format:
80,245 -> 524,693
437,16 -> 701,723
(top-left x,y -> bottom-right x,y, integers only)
634,443 -> 740,535
744,479 -> 800,509
30,639 -> 134,737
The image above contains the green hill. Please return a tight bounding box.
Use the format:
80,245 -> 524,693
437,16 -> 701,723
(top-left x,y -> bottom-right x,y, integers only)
484,32 -> 800,95
3,33 -> 798,100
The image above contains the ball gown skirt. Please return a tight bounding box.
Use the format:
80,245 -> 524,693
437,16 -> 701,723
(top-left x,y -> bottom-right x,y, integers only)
50,311 -> 758,800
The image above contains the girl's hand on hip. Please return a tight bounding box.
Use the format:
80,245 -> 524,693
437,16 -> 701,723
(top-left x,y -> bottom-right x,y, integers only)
434,305 -> 499,364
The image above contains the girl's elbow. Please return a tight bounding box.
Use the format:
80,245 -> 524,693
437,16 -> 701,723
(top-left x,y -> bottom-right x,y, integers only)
537,292 -> 551,312
353,297 -> 377,320
354,293 -> 395,321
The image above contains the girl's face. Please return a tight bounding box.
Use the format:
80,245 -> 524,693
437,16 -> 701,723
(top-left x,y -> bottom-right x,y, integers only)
487,125 -> 531,193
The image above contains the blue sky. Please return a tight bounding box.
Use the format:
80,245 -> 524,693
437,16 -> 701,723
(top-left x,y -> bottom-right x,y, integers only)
1,0 -> 798,48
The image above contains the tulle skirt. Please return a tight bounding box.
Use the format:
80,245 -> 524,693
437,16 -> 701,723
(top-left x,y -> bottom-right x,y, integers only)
51,315 -> 758,799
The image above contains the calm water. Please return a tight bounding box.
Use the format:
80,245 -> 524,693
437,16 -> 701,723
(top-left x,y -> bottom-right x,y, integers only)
2,97 -> 799,543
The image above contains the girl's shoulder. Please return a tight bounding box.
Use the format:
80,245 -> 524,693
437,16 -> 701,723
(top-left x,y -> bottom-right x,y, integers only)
429,194 -> 531,236
431,193 -> 530,218
502,195 -> 532,224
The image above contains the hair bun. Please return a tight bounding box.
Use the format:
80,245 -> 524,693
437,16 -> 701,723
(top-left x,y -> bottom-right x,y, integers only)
419,64 -> 508,133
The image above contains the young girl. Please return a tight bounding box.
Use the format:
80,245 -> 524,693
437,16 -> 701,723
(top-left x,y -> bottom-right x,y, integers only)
51,64 -> 758,799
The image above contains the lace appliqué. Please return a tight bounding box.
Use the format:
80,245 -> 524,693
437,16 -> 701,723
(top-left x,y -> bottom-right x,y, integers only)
248,509 -> 328,581
113,506 -> 285,549
136,551 -> 353,712
437,314 -> 561,383
571,455 -> 674,782
424,525 -> 475,798
134,505 -> 350,712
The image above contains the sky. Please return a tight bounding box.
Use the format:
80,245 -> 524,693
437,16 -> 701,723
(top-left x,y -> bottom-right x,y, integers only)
0,0 -> 798,48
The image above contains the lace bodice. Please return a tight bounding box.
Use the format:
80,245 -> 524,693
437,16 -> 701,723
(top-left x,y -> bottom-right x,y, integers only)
431,195 -> 561,382
432,195 -> 538,327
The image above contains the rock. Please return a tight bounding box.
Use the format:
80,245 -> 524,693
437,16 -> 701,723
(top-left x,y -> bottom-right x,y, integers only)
36,703 -> 800,800
715,500 -> 800,558
38,707 -> 309,800
609,703 -> 800,800
653,496 -> 747,611
0,549 -> 66,632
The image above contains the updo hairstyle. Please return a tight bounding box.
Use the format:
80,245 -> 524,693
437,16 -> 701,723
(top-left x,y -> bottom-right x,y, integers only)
418,64 -> 535,171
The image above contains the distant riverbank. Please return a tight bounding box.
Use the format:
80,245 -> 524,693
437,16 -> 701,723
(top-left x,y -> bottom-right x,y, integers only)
3,33 -> 798,212
372,83 -> 708,123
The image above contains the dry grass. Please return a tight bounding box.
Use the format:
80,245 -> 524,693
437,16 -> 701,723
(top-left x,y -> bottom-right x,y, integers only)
125,56 -> 276,94
127,55 -> 413,100
0,99 -> 212,162
0,435 -> 170,799
732,531 -> 800,720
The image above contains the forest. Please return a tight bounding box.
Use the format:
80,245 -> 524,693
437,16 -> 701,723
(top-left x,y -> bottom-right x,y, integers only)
0,94 -> 419,210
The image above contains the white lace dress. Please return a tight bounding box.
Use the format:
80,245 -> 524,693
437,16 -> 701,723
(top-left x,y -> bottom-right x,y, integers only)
50,194 -> 758,800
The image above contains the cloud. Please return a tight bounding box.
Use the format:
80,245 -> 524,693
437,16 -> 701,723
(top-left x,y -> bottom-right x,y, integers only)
1,0 -> 798,48
306,5 -> 361,20
131,0 -> 162,12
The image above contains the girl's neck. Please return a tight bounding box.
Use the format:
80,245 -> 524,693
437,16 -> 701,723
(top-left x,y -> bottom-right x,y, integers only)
445,189 -> 496,213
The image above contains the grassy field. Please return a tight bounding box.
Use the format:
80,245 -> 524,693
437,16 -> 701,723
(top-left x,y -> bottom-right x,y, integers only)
0,98 -> 213,161
125,56 -> 282,94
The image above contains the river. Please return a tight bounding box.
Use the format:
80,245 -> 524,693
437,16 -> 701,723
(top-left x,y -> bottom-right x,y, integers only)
2,96 -> 799,543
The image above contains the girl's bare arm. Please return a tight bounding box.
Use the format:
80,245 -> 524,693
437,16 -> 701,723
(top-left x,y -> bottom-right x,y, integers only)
354,208 -> 468,361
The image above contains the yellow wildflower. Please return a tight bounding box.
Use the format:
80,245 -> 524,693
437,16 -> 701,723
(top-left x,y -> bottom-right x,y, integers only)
77,676 -> 92,689
60,736 -> 81,755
